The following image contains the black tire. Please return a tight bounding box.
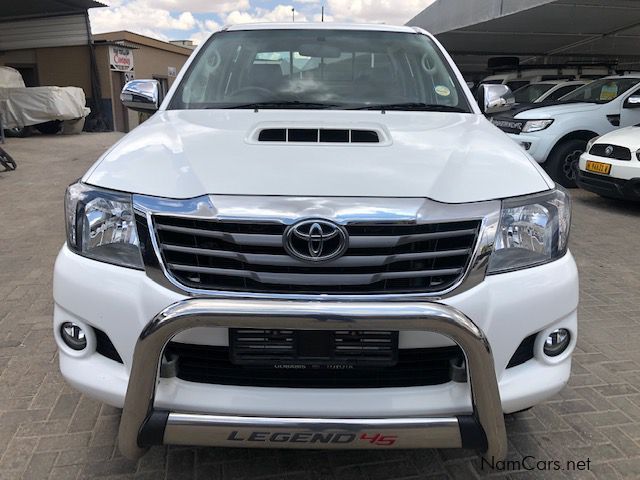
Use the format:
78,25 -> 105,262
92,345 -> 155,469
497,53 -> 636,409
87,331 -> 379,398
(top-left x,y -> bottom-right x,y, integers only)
4,127 -> 29,138
545,139 -> 587,188
35,120 -> 62,135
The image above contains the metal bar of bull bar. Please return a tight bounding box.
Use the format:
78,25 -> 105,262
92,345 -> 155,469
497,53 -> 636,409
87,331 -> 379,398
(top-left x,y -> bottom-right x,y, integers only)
118,299 -> 508,460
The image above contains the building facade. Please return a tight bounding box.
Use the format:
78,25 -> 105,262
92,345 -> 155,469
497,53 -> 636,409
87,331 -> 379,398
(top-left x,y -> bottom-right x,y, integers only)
1,25 -> 193,132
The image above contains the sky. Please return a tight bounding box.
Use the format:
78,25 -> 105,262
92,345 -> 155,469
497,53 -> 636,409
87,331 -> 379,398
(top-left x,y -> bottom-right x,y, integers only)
89,0 -> 435,45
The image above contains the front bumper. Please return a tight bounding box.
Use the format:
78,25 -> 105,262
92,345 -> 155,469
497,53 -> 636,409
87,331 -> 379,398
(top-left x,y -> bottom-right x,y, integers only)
53,245 -> 578,458
578,153 -> 640,200
118,298 -> 506,459
506,132 -> 554,163
577,171 -> 640,200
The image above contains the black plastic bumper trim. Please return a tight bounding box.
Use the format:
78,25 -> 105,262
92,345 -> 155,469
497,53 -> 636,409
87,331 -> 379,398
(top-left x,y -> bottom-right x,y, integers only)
577,171 -> 640,201
457,415 -> 488,451
138,410 -> 169,447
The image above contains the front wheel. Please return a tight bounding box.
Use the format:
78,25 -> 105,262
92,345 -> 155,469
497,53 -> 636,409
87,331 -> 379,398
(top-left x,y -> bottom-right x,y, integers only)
545,139 -> 587,188
35,120 -> 62,135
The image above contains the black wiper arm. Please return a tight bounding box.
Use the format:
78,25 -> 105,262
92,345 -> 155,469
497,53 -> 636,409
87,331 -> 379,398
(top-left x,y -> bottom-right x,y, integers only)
222,101 -> 338,110
349,102 -> 467,112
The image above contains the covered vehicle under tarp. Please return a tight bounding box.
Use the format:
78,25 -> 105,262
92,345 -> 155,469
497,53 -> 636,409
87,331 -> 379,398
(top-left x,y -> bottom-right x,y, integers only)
0,67 -> 90,129
0,66 -> 25,88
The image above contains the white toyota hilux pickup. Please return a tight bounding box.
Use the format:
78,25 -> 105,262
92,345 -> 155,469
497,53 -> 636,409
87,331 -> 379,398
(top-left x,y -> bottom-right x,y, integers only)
54,23 -> 578,460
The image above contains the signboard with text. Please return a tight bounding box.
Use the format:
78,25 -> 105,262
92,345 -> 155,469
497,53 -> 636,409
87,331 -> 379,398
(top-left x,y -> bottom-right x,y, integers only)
109,46 -> 134,72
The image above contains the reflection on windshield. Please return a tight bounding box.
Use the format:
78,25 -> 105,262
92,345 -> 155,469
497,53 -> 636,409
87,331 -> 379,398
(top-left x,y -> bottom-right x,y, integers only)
513,84 -> 555,103
170,29 -> 471,112
559,78 -> 640,104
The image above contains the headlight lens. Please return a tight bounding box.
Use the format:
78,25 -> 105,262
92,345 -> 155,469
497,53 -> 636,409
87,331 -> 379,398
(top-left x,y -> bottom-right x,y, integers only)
522,119 -> 554,133
488,188 -> 571,274
586,136 -> 600,152
65,182 -> 143,269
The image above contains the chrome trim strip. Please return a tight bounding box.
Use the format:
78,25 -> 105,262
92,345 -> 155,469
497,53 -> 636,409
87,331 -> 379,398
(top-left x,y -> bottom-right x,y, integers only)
133,195 -> 501,301
163,414 -> 462,449
117,298 -> 508,459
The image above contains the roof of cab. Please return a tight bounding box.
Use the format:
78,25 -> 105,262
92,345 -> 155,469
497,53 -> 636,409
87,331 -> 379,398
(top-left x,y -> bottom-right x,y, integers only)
225,22 -> 419,33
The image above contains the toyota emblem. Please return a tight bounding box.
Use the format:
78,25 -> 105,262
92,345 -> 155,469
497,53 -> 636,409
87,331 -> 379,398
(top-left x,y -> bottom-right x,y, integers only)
284,219 -> 348,262
604,145 -> 614,157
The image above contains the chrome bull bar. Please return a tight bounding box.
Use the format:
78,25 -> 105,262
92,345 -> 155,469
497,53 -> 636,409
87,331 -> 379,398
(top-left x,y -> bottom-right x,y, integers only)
118,299 -> 508,460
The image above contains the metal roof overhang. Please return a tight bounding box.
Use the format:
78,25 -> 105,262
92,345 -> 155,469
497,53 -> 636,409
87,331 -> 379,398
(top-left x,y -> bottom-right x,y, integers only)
408,0 -> 640,74
0,0 -> 105,21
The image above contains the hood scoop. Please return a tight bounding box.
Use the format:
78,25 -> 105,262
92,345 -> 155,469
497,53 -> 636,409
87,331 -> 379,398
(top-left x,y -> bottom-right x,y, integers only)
254,127 -> 386,145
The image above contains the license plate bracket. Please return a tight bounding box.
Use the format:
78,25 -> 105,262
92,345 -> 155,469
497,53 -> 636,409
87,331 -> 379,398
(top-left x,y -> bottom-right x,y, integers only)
229,329 -> 399,368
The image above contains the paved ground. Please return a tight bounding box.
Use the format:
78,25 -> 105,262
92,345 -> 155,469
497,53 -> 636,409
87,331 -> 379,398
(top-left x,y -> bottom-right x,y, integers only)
0,133 -> 639,479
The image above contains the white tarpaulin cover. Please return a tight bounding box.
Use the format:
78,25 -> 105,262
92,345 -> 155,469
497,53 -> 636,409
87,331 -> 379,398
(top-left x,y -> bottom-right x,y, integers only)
0,86 -> 90,129
0,67 -> 26,88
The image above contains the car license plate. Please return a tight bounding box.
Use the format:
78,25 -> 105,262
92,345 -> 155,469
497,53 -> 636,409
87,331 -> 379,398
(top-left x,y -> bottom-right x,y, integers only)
585,160 -> 611,175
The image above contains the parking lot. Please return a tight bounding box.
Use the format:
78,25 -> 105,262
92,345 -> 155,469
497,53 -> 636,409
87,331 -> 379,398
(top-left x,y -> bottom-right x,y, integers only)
0,132 -> 639,479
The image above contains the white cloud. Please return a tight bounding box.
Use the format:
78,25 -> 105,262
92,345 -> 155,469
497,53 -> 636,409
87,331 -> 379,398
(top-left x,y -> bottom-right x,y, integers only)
150,0 -> 250,13
189,30 -> 213,45
90,0 -> 197,38
326,0 -> 433,25
224,4 -> 307,24
204,19 -> 221,31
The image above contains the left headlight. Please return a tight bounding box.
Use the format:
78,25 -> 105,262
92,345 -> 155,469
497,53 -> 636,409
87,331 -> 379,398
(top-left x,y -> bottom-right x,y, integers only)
488,188 -> 571,274
65,182 -> 143,269
522,119 -> 554,133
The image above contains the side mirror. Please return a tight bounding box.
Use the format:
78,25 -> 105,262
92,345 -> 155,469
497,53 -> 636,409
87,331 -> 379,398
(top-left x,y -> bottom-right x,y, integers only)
120,80 -> 160,112
624,95 -> 640,109
476,84 -> 515,114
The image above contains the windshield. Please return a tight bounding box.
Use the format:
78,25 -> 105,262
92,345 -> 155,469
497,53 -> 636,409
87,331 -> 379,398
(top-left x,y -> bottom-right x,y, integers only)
513,83 -> 555,103
170,29 -> 471,112
559,78 -> 640,103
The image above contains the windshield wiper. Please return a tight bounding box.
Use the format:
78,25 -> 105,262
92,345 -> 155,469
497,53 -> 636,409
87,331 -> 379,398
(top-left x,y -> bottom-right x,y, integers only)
221,101 -> 339,110
349,102 -> 468,112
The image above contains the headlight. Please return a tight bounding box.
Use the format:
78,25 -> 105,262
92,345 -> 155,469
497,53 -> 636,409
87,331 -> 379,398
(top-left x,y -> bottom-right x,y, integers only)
65,182 -> 143,269
488,188 -> 571,274
586,136 -> 600,152
521,119 -> 554,133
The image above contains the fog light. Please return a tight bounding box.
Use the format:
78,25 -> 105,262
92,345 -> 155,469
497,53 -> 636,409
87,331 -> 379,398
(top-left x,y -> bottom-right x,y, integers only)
60,322 -> 87,350
543,328 -> 570,357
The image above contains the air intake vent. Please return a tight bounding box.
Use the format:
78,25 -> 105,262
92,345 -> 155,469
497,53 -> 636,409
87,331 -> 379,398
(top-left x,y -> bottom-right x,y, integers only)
257,128 -> 381,144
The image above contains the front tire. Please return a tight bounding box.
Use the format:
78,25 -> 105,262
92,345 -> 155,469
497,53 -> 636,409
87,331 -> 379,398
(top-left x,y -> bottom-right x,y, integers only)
545,139 -> 587,188
35,120 -> 62,135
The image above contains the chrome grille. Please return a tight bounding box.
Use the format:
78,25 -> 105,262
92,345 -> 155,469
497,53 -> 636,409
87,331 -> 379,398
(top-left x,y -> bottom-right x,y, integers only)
152,216 -> 481,295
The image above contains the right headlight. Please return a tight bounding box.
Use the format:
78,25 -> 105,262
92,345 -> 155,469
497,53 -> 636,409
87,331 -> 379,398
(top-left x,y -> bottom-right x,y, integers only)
488,188 -> 571,274
65,182 -> 143,269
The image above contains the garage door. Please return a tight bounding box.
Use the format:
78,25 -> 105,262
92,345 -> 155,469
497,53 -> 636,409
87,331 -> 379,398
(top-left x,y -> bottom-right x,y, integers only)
0,15 -> 89,50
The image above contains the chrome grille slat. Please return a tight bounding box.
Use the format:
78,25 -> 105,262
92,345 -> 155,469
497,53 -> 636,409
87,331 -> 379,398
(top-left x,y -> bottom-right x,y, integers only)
152,215 -> 481,294
168,263 -> 463,286
160,244 -> 471,267
348,229 -> 478,248
156,224 -> 283,247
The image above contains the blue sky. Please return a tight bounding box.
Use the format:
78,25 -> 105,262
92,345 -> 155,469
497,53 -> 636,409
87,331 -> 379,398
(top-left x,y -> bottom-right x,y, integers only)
90,0 -> 434,45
